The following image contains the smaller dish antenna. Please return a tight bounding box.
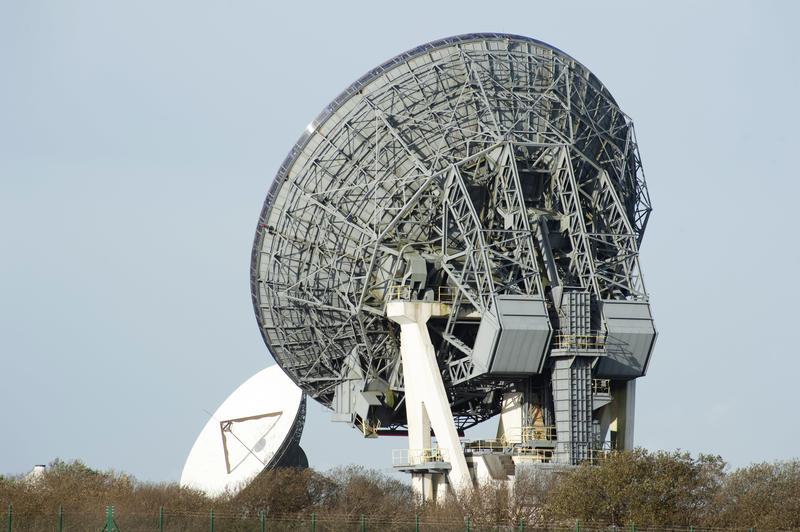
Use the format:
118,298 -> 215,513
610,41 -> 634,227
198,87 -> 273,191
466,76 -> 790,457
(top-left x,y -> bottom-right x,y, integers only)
180,365 -> 306,496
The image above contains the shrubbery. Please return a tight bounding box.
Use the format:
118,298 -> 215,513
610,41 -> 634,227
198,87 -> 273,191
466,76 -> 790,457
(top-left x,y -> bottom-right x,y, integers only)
706,460 -> 800,529
541,449 -> 727,526
2,451 -> 799,529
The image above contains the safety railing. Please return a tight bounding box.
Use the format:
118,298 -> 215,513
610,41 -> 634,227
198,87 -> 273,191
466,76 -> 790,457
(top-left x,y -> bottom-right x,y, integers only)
592,378 -> 611,395
437,285 -> 456,303
521,425 -> 557,442
588,449 -> 612,464
469,426 -> 556,447
597,440 -> 617,451
512,448 -> 554,463
462,438 -> 514,454
392,447 -> 450,467
552,332 -> 606,350
387,285 -> 411,300
387,284 -> 457,303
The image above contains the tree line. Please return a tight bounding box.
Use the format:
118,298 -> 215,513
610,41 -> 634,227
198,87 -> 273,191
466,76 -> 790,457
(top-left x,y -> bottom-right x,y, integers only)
1,449 -> 798,529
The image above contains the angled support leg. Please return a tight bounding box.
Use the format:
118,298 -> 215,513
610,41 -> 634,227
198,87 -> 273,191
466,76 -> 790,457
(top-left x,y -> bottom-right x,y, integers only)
387,301 -> 472,498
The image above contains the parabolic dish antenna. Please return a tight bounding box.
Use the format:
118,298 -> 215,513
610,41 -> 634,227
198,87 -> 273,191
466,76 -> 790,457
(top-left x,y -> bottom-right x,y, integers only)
251,33 -> 655,481
181,366 -> 306,496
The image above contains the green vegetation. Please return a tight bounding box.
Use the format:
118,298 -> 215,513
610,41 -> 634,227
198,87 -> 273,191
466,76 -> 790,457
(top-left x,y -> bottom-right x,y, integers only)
2,451 -> 799,530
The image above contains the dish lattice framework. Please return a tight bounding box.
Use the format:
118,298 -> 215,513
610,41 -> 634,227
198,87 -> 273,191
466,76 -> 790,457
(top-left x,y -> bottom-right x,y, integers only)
251,33 -> 651,430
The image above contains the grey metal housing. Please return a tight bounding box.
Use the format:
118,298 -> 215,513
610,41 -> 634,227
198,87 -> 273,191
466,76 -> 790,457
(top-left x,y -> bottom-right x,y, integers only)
472,295 -> 551,375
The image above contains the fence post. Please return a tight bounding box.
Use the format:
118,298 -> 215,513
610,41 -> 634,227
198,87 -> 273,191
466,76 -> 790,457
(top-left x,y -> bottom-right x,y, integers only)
575,520 -> 580,532
260,510 -> 265,532
311,512 -> 315,532
209,508 -> 214,532
58,505 -> 63,532
415,514 -> 419,532
466,515 -> 470,532
520,517 -> 524,531
100,505 -> 119,532
631,524 -> 636,532
158,506 -> 163,532
6,505 -> 11,532
361,513 -> 365,532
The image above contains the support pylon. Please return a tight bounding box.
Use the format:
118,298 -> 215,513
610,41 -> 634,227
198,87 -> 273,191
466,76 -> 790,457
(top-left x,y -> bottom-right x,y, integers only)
387,301 -> 472,499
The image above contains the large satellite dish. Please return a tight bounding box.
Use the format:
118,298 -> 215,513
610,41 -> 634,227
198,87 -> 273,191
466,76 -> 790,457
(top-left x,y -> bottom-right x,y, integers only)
251,33 -> 655,494
181,366 -> 306,496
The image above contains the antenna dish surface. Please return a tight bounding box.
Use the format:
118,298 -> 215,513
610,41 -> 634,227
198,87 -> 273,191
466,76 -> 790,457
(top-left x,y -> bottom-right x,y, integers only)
180,366 -> 305,496
251,33 -> 653,433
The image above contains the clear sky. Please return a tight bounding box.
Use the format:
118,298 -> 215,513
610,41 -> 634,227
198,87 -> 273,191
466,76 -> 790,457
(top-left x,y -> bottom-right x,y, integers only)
2,1 -> 798,483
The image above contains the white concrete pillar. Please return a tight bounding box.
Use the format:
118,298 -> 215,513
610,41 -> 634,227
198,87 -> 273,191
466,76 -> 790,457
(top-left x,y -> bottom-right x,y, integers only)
387,301 -> 472,496
600,379 -> 636,450
497,392 -> 523,442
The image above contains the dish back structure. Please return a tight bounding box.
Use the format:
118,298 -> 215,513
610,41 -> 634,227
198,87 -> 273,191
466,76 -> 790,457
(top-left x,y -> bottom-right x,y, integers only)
251,33 -> 655,469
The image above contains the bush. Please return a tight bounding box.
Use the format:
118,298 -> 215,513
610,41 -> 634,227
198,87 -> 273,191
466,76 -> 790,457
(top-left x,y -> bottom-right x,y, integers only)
707,460 -> 800,529
322,465 -> 413,519
541,449 -> 726,527
222,467 -> 337,517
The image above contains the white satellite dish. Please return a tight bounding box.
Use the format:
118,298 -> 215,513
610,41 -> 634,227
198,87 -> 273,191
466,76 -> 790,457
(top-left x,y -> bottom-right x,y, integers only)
180,365 -> 306,496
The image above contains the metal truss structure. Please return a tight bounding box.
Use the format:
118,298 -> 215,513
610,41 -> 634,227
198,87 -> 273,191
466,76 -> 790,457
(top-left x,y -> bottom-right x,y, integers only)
251,33 -> 654,435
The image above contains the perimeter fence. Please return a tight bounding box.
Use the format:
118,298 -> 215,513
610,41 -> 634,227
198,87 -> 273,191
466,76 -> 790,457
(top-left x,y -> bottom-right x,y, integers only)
3,505 -> 765,532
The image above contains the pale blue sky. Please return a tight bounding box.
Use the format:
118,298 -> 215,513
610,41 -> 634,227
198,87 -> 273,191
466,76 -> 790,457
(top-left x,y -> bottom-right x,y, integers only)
2,1 -> 798,482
